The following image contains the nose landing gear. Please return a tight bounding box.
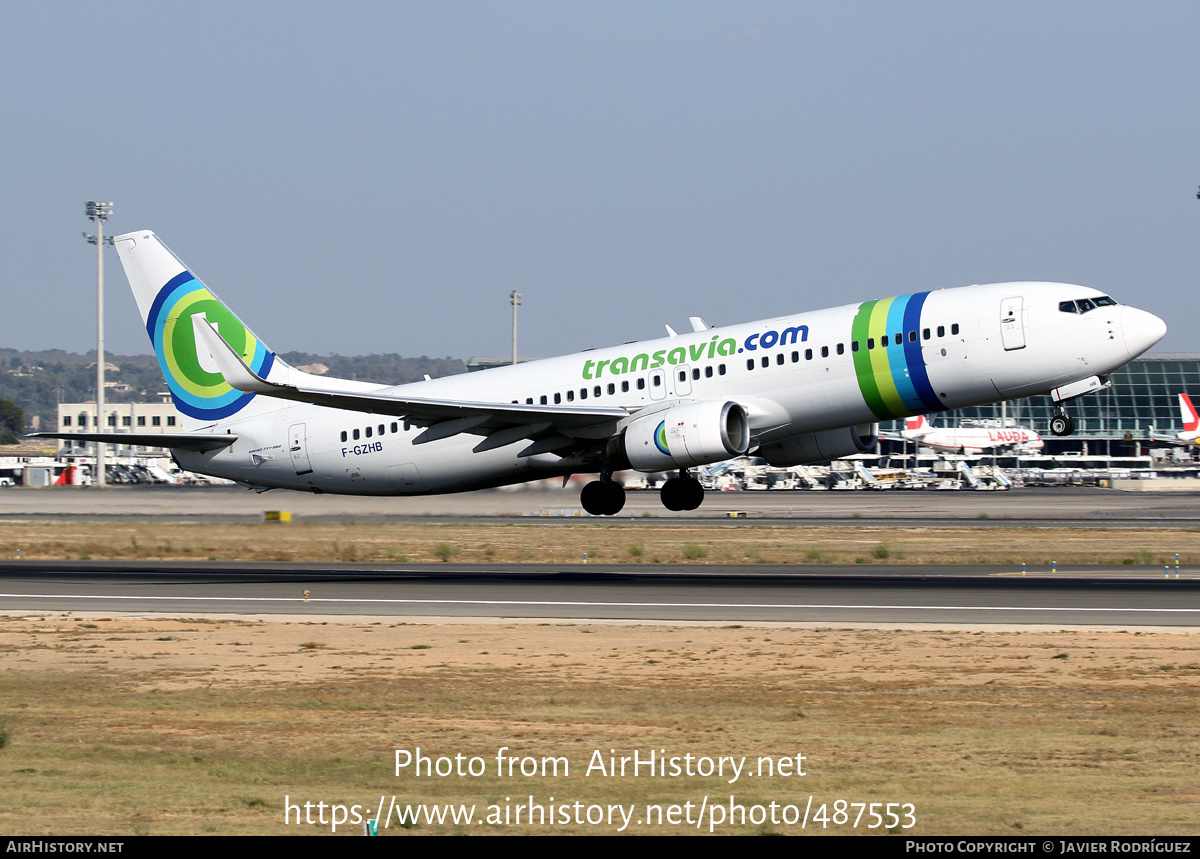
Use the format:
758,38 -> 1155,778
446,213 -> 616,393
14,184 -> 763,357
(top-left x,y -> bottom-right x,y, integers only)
1049,409 -> 1075,437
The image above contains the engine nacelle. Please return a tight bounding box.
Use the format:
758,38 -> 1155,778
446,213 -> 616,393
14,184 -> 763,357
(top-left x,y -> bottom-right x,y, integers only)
757,423 -> 878,467
624,401 -> 750,472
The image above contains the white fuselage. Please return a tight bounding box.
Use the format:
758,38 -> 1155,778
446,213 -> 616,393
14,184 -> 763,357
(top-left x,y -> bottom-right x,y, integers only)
174,282 -> 1160,495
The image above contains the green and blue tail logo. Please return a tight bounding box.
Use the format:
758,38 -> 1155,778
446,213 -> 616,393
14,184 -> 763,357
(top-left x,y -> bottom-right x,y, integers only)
146,271 -> 275,421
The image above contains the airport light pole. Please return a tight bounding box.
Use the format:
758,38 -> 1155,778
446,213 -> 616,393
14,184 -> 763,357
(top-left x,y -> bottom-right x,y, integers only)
510,290 -> 522,365
85,201 -> 113,487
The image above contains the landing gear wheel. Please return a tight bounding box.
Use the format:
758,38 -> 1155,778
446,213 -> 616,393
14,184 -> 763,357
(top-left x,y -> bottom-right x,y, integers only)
1050,413 -> 1075,437
660,476 -> 705,512
581,480 -> 625,516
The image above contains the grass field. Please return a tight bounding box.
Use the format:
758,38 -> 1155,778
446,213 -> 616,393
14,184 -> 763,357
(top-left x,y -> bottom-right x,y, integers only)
0,519 -> 1197,566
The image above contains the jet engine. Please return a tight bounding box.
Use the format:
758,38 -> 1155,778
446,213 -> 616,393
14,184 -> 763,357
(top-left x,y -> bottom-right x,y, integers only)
757,423 -> 878,467
623,401 -> 750,472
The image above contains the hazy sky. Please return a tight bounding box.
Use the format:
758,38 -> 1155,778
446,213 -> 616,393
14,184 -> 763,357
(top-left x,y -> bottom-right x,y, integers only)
2,2 -> 1198,360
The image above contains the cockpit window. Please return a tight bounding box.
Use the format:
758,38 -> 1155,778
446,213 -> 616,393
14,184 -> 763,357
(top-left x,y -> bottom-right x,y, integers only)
1061,296 -> 1116,314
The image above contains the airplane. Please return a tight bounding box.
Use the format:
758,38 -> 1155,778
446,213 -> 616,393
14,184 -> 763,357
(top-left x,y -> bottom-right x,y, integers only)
1151,393 -> 1200,445
33,231 -> 1167,515
894,414 -> 1044,455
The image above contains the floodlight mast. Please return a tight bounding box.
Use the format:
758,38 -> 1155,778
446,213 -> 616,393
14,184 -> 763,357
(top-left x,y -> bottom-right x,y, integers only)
510,290 -> 522,365
84,201 -> 113,487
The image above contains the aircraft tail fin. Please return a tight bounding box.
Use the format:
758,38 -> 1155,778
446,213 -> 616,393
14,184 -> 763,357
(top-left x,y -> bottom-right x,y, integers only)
114,230 -> 289,429
905,414 -> 929,433
1181,394 -> 1199,433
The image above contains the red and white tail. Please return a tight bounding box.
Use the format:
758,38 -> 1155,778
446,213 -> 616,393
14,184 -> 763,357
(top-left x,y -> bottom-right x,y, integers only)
1181,394 -> 1199,433
905,415 -> 929,433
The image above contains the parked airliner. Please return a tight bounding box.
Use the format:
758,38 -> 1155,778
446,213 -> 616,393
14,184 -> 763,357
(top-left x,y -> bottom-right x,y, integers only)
896,414 -> 1044,455
37,232 -> 1166,515
1154,393 -> 1200,445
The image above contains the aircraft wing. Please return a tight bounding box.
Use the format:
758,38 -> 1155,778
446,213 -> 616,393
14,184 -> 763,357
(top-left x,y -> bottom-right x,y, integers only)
27,432 -> 238,452
192,318 -> 629,444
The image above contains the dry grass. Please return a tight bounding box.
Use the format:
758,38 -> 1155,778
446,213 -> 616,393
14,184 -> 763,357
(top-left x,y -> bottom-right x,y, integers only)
0,615 -> 1198,835
1,520 -> 1198,566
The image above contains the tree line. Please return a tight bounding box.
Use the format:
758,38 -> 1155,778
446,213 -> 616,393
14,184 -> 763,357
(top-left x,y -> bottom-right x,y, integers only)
0,348 -> 467,432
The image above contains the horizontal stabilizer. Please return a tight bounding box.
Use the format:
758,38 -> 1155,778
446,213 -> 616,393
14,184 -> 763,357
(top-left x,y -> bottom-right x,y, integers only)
28,432 -> 238,452
193,315 -> 630,431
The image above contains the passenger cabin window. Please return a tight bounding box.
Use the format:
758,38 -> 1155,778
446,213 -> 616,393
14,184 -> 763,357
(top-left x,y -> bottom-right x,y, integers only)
637,377 -> 646,389
365,426 -> 372,438
951,323 -> 960,335
881,335 -> 889,347
836,343 -> 844,355
621,380 -> 630,391
937,326 -> 945,337
554,393 -> 561,404
607,383 -> 615,395
341,431 -> 347,442
821,346 -> 829,358
353,429 -> 360,440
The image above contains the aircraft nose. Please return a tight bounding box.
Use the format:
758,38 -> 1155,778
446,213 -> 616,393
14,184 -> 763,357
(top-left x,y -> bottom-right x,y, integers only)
1121,306 -> 1167,359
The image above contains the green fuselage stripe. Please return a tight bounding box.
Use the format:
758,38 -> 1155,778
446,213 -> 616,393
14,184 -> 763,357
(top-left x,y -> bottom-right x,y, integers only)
851,300 -> 890,419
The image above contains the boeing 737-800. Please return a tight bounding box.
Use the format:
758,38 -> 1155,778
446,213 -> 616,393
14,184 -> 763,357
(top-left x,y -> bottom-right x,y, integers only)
37,231 -> 1166,515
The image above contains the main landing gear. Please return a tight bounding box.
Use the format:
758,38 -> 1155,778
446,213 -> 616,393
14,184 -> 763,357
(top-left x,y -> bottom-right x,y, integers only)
660,471 -> 705,512
581,478 -> 626,516
579,470 -> 706,515
1049,408 -> 1076,437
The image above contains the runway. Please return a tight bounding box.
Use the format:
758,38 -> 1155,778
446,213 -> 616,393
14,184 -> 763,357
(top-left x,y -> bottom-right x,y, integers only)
2,562 -> 1197,626
2,483 -> 1200,526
